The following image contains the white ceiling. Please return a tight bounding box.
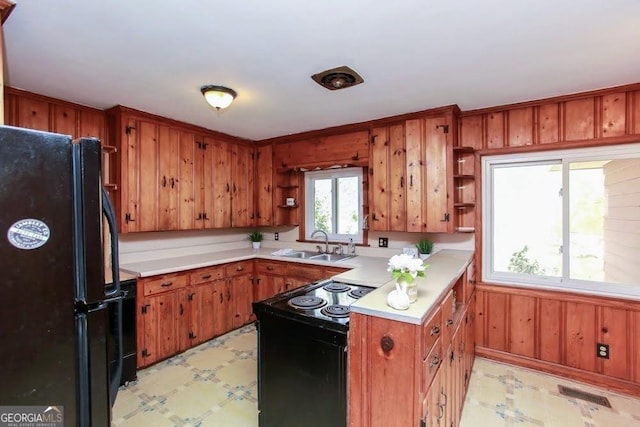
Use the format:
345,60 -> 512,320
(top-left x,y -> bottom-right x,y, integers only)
4,0 -> 640,141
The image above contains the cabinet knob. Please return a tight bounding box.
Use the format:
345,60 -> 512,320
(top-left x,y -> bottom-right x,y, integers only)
430,325 -> 440,336
202,274 -> 212,280
380,335 -> 394,353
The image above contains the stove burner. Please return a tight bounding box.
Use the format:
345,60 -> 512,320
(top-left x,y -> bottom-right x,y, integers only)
323,282 -> 351,293
348,288 -> 373,299
321,304 -> 350,318
288,295 -> 326,310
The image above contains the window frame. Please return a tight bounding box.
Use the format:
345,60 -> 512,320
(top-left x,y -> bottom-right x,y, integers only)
482,142 -> 640,299
304,167 -> 364,244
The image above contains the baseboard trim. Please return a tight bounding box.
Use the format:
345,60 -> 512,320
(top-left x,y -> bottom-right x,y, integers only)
475,346 -> 640,397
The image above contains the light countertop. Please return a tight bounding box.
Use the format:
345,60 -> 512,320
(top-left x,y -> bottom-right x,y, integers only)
119,247 -> 473,325
349,249 -> 473,325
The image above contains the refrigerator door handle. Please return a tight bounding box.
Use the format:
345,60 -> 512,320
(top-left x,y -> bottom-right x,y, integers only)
102,188 -> 124,405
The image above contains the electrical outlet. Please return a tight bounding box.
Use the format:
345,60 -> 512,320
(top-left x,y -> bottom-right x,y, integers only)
379,237 -> 388,248
597,343 -> 609,359
274,232 -> 279,241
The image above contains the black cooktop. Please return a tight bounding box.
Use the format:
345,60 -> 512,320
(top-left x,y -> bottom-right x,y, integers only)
253,279 -> 374,332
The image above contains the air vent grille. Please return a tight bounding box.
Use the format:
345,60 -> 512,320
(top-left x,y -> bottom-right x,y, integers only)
557,385 -> 611,407
311,65 -> 364,91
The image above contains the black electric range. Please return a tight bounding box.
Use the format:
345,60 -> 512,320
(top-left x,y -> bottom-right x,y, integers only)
252,279 -> 375,427
256,279 -> 374,332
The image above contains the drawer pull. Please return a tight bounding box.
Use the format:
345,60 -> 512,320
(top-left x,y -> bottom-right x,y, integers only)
430,325 -> 440,336
429,353 -> 440,368
236,266 -> 244,271
267,266 -> 274,271
161,281 -> 173,287
446,319 -> 453,326
201,274 -> 212,280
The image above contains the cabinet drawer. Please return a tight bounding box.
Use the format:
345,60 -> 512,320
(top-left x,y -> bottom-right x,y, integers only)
256,260 -> 286,276
287,263 -> 323,282
225,261 -> 252,277
189,266 -> 224,285
324,266 -> 349,277
141,273 -> 188,296
441,289 -> 456,344
422,337 -> 442,393
422,308 -> 442,358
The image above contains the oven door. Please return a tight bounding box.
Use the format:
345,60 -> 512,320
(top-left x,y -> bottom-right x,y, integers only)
256,310 -> 347,427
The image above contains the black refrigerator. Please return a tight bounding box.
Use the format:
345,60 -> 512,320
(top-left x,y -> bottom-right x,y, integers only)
0,125 -> 124,426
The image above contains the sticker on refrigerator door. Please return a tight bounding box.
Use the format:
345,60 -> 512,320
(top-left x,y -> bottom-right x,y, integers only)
6,219 -> 51,250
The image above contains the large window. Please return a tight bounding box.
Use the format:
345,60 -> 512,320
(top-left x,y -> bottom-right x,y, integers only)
304,167 -> 363,243
482,143 -> 640,298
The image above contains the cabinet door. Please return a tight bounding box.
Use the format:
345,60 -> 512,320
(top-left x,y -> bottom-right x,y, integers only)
405,119 -> 426,232
189,281 -> 219,345
231,143 -> 255,227
157,126 -> 180,230
423,117 -> 452,232
255,144 -> 274,226
178,132 -> 198,230
138,289 -> 187,367
136,119 -> 161,231
254,274 -> 286,302
207,137 -> 232,228
405,117 -> 453,232
231,274 -> 254,328
370,125 -> 406,231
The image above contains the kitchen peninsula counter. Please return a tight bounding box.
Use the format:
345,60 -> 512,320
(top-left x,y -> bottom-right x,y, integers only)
121,247 -> 473,325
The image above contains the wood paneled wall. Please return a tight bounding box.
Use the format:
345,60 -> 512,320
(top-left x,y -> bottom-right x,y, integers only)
461,82 -> 640,397
475,284 -> 640,395
459,84 -> 640,151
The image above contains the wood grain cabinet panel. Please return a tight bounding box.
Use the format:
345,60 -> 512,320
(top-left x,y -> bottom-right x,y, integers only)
485,291 -> 508,351
52,104 -> 76,136
348,267 -> 474,427
255,143 -> 274,226
485,112 -> 504,149
369,124 -> 406,231
537,103 -> 560,144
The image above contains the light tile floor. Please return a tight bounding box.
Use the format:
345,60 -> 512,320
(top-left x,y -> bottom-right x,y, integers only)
113,325 -> 640,426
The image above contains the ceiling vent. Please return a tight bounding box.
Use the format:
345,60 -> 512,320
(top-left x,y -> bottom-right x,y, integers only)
311,65 -> 364,91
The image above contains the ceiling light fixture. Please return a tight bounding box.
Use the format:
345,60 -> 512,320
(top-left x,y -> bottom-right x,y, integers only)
200,85 -> 237,110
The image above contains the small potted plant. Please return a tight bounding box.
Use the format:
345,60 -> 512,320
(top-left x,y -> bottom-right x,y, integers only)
248,231 -> 263,249
416,239 -> 434,260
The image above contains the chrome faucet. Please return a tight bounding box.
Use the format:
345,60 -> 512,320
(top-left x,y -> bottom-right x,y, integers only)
310,229 -> 329,253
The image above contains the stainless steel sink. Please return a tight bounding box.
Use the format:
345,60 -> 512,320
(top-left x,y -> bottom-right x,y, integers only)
281,250 -> 321,259
281,251 -> 357,263
309,253 -> 357,262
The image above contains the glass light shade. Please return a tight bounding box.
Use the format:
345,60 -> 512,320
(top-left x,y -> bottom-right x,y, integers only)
200,85 -> 237,110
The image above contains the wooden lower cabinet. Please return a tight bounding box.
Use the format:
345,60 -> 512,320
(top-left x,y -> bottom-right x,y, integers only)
137,260 -> 255,368
348,287 -> 474,427
137,273 -> 189,368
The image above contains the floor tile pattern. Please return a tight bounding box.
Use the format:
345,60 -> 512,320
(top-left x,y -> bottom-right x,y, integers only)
113,325 -> 640,426
112,324 -> 258,427
461,358 -> 640,426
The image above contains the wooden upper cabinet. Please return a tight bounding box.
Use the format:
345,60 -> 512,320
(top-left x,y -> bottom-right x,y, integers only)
231,142 -> 255,227
255,144 -> 274,226
405,114 -> 454,233
274,130 -> 369,171
369,124 -> 406,231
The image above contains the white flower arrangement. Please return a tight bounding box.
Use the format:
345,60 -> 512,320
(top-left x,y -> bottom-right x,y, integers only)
387,254 -> 427,284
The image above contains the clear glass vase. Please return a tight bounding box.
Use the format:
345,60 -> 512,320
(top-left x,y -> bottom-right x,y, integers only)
398,278 -> 417,303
